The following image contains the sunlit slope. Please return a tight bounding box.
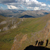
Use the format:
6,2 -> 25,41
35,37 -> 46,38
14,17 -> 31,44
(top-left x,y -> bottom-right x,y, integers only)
0,15 -> 6,22
0,14 -> 50,50
0,15 -> 8,29
17,14 -> 50,33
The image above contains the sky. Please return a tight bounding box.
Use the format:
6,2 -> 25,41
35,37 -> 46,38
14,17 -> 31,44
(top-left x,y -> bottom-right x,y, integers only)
0,0 -> 50,10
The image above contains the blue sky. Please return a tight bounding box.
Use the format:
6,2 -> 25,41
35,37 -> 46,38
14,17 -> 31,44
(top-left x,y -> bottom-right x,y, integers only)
0,0 -> 50,10
38,0 -> 46,3
0,4 -> 8,9
38,0 -> 50,4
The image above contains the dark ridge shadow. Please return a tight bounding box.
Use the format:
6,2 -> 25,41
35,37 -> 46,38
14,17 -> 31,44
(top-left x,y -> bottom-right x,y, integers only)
24,45 -> 50,50
44,12 -> 49,14
19,15 -> 35,18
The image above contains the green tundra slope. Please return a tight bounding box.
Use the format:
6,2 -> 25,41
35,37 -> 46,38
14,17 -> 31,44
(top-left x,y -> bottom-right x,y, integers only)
0,14 -> 50,50
0,15 -> 6,22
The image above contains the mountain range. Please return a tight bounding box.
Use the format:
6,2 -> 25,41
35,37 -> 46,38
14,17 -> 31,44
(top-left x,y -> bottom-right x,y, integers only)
0,9 -> 50,18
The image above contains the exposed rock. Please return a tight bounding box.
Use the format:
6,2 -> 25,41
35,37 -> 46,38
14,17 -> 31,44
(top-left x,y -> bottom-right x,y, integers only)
11,34 -> 27,50
17,21 -> 21,25
19,34 -> 27,44
0,21 -> 7,25
3,27 -> 9,31
0,29 -> 2,32
11,24 -> 17,29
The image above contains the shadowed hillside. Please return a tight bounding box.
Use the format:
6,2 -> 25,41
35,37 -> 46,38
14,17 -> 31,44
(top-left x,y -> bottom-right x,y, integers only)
20,15 -> 35,18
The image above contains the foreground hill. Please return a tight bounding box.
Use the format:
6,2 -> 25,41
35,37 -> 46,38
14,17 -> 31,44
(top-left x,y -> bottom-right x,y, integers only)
0,14 -> 50,50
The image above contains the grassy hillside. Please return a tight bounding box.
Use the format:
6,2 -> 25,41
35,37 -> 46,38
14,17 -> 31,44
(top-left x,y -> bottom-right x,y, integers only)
0,14 -> 50,50
0,16 -> 8,29
0,15 -> 6,22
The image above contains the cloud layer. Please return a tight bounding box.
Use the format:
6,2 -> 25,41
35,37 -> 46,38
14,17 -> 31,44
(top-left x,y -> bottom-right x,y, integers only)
0,0 -> 50,10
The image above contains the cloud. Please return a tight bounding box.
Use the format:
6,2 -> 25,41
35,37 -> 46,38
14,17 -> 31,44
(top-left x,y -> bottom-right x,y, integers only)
0,0 -> 15,3
0,0 -> 50,10
27,7 -> 34,10
7,5 -> 19,9
34,7 -> 40,10
41,3 -> 46,6
48,5 -> 50,7
27,7 -> 33,9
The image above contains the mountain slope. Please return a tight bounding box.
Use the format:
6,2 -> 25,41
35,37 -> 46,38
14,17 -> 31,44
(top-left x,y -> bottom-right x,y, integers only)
0,9 -> 50,18
21,10 -> 50,18
0,14 -> 50,50
0,15 -> 6,22
11,14 -> 50,50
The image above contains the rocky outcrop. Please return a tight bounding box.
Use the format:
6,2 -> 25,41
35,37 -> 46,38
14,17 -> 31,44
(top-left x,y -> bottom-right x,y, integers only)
0,18 -> 23,32
0,21 -> 7,25
3,27 -> 9,31
0,29 -> 2,32
11,34 -> 27,50
11,24 -> 17,29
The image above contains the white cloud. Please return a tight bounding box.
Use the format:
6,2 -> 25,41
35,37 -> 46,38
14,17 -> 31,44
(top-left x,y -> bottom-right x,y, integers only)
0,0 -> 50,10
34,7 -> 40,10
26,0 -> 29,2
7,5 -> 19,9
25,0 -> 47,7
27,7 -> 34,10
48,5 -> 50,7
41,4 -> 46,6
27,7 -> 33,9
6,0 -> 50,10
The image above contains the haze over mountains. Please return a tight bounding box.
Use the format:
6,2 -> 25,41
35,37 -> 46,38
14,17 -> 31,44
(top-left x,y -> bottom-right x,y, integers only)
0,9 -> 50,18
